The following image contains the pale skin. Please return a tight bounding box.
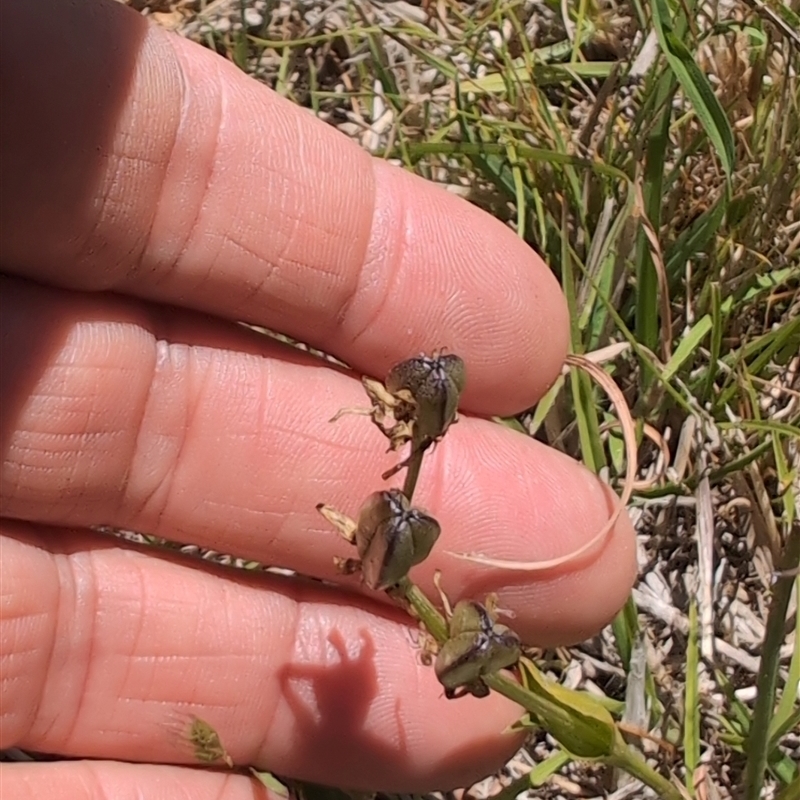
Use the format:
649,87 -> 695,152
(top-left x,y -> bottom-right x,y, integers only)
0,0 -> 638,797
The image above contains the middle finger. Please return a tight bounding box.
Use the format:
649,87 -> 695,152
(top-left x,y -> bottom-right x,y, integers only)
0,277 -> 636,644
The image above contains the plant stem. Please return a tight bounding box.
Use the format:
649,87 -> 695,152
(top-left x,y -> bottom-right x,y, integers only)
401,580 -> 685,800
606,747 -> 684,800
397,577 -> 448,643
487,672 -> 684,800
402,439 -> 428,501
744,526 -> 800,800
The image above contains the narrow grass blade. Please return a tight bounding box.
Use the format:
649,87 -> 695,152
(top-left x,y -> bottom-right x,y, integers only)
461,61 -> 613,93
662,314 -> 713,383
650,0 -> 736,178
635,72 -> 672,356
744,527 -> 800,799
528,750 -> 572,786
665,193 -> 728,291
612,594 -> 640,669
527,374 -> 565,437
774,775 -> 800,800
701,282 -> 723,405
685,601 -> 701,794
770,573 -> 800,743
489,750 -> 573,800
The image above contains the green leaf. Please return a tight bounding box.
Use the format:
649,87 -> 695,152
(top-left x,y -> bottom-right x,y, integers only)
250,771 -> 289,794
612,595 -> 639,669
528,750 -> 572,786
517,659 -> 618,759
527,374 -> 565,437
650,0 -> 736,178
662,314 -> 713,382
460,60 -> 614,93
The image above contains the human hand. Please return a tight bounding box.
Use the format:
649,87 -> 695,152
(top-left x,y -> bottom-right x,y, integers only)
0,0 -> 637,796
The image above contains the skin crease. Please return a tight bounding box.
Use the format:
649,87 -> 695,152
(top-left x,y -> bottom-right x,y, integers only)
0,0 -> 638,797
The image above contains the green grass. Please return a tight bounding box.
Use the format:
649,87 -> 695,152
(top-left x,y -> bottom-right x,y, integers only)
176,0 -> 799,796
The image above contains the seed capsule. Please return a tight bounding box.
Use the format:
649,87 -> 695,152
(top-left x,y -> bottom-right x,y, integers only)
385,353 -> 466,444
434,600 -> 521,699
354,489 -> 441,590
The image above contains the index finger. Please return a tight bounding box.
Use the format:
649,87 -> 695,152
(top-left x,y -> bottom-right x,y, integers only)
0,0 -> 568,416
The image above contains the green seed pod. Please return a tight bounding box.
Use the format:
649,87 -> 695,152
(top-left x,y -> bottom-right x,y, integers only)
385,354 -> 466,444
434,600 -> 521,699
448,598 -> 491,637
480,623 -> 521,675
434,631 -> 492,697
354,489 -> 441,590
